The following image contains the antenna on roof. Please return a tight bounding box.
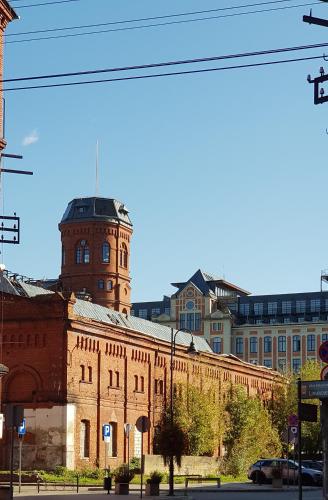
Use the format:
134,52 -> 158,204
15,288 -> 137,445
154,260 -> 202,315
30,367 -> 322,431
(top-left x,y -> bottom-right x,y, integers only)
95,140 -> 99,196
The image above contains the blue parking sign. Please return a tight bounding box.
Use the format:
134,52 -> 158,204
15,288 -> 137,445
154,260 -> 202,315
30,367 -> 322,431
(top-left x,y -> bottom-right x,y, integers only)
102,424 -> 111,440
18,418 -> 26,436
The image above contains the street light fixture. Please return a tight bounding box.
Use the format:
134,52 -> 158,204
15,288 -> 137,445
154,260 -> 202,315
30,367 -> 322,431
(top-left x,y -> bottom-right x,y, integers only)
168,327 -> 199,496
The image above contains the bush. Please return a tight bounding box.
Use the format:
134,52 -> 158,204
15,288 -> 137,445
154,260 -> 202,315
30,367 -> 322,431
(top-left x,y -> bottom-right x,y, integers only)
113,465 -> 135,483
80,468 -> 104,480
53,466 -> 68,477
146,471 -> 164,484
129,457 -> 141,472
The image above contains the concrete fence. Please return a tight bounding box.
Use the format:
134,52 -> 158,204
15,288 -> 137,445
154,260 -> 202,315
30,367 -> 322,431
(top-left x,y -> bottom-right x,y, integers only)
143,455 -> 219,476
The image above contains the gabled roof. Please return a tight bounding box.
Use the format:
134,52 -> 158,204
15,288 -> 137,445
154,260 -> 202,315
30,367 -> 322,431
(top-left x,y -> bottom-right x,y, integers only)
172,269 -> 250,296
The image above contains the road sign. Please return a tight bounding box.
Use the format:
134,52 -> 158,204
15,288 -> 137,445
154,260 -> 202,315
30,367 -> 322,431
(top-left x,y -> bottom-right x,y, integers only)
124,423 -> 133,436
321,365 -> 328,381
319,341 -> 328,363
300,403 -> 317,422
288,414 -> 298,426
17,418 -> 26,436
136,416 -> 150,433
102,424 -> 111,442
301,380 -> 328,399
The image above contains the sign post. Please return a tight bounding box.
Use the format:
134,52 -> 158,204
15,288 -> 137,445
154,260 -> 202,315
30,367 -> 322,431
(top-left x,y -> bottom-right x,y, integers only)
17,418 -> 26,494
136,416 -> 150,499
124,424 -> 133,470
102,424 -> 111,473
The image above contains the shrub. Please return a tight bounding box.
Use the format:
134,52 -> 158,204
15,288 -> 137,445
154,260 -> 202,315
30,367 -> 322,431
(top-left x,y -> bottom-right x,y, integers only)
53,466 -> 68,477
80,468 -> 104,480
146,471 -> 164,484
113,465 -> 135,483
129,457 -> 141,472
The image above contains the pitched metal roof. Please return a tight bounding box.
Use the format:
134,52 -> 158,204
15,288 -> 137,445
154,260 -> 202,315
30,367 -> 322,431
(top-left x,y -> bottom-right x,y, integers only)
60,197 -> 132,227
73,299 -> 213,353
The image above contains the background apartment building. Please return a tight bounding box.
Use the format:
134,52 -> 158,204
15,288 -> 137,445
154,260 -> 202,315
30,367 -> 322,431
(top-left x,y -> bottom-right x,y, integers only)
132,269 -> 328,372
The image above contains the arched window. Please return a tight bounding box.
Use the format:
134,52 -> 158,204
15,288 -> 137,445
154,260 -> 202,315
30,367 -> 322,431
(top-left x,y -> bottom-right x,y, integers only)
98,279 -> 104,290
109,370 -> 113,387
76,240 -> 90,264
80,365 -> 85,382
134,375 -> 138,391
80,420 -> 90,458
88,366 -> 92,383
120,243 -> 128,268
140,376 -> 145,392
107,280 -> 113,291
115,371 -> 120,388
102,242 -> 110,263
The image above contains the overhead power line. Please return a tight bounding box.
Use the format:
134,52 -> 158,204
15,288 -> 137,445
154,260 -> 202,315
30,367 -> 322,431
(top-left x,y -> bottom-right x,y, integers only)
5,1 -> 322,43
6,0 -> 307,37
9,0 -> 81,7
3,54 -> 324,92
4,41 -> 328,83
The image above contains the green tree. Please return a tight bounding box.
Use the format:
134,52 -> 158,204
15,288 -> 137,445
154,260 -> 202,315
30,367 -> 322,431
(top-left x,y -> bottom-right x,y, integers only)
223,385 -> 282,476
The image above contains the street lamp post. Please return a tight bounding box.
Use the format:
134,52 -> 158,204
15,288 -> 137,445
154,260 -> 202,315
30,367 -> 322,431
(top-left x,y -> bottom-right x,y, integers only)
168,328 -> 198,496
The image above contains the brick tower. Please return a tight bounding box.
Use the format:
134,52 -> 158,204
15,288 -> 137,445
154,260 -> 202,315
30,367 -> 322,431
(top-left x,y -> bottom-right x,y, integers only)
59,197 -> 133,313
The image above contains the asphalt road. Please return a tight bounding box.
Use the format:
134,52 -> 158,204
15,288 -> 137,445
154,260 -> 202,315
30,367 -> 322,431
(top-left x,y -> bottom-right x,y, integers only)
191,491 -> 323,500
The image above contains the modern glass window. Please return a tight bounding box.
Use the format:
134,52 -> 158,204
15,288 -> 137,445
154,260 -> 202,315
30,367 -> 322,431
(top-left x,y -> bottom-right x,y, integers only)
268,302 -> 278,315
292,358 -> 301,373
282,301 -> 292,314
138,309 -> 148,319
250,337 -> 258,353
307,334 -> 315,352
76,240 -> 90,264
98,279 -> 104,290
164,307 -> 171,316
212,337 -> 222,354
278,359 -> 287,372
254,303 -> 263,316
325,299 -> 328,312
151,308 -> 161,317
239,303 -> 250,315
263,359 -> 272,368
296,300 -> 306,313
236,337 -> 244,354
264,336 -> 272,353
293,335 -> 301,352
80,420 -> 90,458
278,336 -> 286,352
102,242 -> 110,263
310,299 -> 321,312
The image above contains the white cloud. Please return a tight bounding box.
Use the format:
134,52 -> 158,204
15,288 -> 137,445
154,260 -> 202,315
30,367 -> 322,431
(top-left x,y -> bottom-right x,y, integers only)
22,129 -> 39,146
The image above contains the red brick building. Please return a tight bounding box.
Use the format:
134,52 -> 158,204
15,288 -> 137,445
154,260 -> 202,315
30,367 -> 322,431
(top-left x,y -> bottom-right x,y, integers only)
0,196 -> 282,470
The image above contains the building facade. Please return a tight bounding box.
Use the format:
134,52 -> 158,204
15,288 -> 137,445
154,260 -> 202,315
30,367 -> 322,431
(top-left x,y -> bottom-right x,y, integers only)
0,198 -> 281,470
132,269 -> 328,372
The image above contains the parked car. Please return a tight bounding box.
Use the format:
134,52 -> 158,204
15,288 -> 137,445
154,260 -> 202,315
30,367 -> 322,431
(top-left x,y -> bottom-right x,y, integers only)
301,460 -> 323,471
247,458 -> 322,486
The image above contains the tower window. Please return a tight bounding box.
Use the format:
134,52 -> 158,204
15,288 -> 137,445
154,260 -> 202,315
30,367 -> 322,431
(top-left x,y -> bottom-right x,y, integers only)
98,279 -> 104,289
120,243 -> 128,268
76,240 -> 90,264
107,280 -> 113,291
102,242 -> 110,263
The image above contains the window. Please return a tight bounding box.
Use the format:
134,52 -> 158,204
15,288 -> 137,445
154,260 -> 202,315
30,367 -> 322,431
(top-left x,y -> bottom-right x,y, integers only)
212,322 -> 223,331
278,336 -> 286,352
236,337 -> 243,354
102,242 -> 110,263
120,243 -> 128,268
250,337 -> 258,353
80,420 -> 90,458
62,245 -> 65,266
98,279 -> 104,290
293,335 -> 301,352
263,359 -> 272,368
140,376 -> 145,392
292,358 -> 301,373
282,301 -> 292,314
298,317 -> 305,323
138,309 -> 148,319
159,380 -> 164,395
254,303 -> 263,316
307,334 -> 315,352
228,303 -> 237,312
109,370 -> 113,387
88,366 -> 92,383
284,317 -> 291,324
268,302 -> 277,315
278,359 -> 287,372
151,308 -> 161,317
107,280 -> 113,291
115,371 -> 120,388
76,240 -> 90,264
269,318 -> 277,325
323,333 -> 328,342
312,316 -> 320,322
250,360 -> 258,365
131,310 -> 135,316
239,303 -> 250,315
264,336 -> 272,353
296,300 -> 306,313
256,319 -> 262,325
180,312 -> 201,331
212,337 -> 222,354
310,299 -> 321,312
80,365 -> 85,382
325,299 -> 328,312
134,375 -> 138,391
164,307 -> 171,316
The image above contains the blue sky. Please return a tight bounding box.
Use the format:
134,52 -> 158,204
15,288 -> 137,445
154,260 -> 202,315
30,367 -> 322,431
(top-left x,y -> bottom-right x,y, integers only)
3,0 -> 328,301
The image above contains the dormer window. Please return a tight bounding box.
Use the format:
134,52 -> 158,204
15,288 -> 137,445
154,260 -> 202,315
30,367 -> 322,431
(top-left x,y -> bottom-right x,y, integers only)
76,240 -> 90,264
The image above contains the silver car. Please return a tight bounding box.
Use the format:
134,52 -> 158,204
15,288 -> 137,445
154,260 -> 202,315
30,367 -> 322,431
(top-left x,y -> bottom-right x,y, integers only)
247,458 -> 322,486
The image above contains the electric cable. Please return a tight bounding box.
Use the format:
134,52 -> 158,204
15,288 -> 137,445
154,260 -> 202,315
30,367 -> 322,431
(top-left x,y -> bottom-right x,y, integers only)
9,0 -> 81,8
3,54 -> 324,92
